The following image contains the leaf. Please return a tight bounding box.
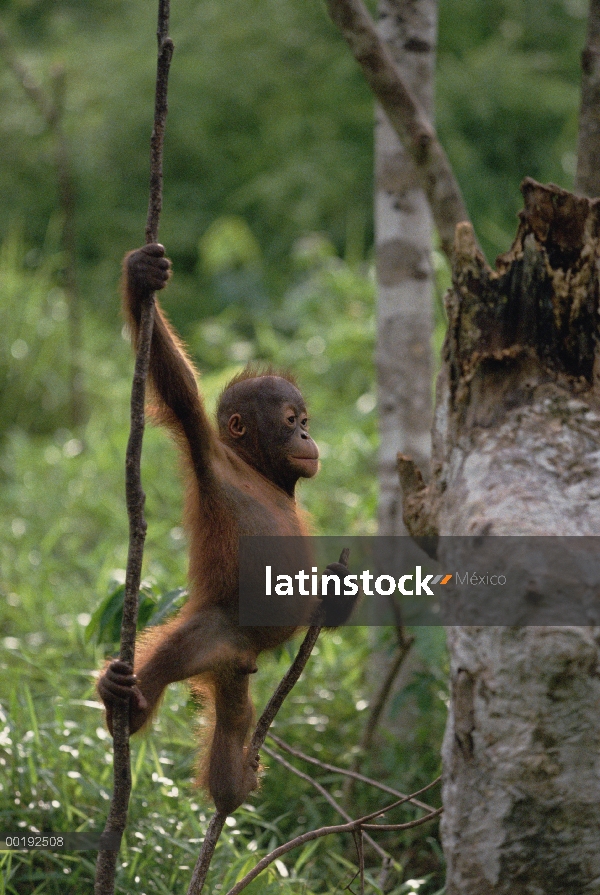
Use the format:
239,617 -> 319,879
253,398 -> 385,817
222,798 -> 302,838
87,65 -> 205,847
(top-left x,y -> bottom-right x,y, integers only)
86,584 -> 181,646
146,587 -> 187,627
85,585 -> 126,645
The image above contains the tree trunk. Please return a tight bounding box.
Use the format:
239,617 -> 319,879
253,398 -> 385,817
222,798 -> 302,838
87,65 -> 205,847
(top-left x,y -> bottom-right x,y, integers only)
402,179 -> 600,893
376,0 -> 438,536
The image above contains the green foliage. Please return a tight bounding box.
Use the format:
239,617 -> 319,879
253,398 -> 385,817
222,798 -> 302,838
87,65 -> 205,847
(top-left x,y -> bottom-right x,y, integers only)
0,229 -> 446,891
85,585 -> 187,648
437,0 -> 586,262
0,231 -> 72,437
200,216 -> 262,278
0,628 -> 445,894
0,0 -> 374,323
0,0 -> 585,326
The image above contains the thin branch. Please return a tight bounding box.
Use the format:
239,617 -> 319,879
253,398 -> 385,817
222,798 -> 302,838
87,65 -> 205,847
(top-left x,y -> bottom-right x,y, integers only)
0,27 -> 54,120
185,812 -> 227,895
223,782 -> 442,895
224,811 -> 442,895
249,548 -> 348,759
362,809 -> 443,831
51,64 -> 86,427
94,4 -> 173,894
324,0 -> 474,260
268,733 -> 436,812
343,624 -> 413,801
250,625 -> 322,756
186,625 -> 323,895
356,826 -> 365,895
263,745 -> 390,863
358,641 -> 410,737
186,549 -> 350,895
146,11 -> 174,243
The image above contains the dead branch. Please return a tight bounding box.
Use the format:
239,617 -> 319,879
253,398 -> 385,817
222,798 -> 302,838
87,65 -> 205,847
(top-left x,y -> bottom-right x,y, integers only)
324,0 -> 473,260
263,744 -> 391,863
186,625 -> 324,895
343,622 -> 414,802
223,779 -> 442,895
268,733 -> 437,812
93,4 -> 173,894
186,550 -> 350,895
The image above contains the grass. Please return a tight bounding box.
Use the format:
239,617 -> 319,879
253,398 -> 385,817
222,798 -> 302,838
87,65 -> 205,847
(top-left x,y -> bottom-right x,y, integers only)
0,240 -> 447,893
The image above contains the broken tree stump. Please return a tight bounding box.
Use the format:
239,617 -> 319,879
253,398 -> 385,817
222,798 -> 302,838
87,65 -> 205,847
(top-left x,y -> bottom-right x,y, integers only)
401,180 -> 600,894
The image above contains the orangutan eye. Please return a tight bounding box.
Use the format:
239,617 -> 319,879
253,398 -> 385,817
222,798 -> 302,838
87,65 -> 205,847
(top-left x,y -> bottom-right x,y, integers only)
287,414 -> 296,425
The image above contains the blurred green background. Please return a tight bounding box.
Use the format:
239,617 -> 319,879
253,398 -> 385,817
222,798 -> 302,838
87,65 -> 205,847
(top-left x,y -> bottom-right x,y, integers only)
0,0 -> 588,892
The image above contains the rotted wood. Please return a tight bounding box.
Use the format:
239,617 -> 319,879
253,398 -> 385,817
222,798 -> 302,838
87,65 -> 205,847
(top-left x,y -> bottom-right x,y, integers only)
450,179 -> 598,403
401,178 -> 600,537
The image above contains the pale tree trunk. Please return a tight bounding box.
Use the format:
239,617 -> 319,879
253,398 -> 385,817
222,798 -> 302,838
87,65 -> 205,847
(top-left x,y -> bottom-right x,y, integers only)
363,3 -> 437,784
401,180 -> 600,893
375,0 -> 438,535
576,0 -> 600,197
327,3 -> 600,887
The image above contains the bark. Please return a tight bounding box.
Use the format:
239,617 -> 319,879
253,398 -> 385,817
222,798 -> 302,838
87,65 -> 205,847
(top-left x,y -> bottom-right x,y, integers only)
576,0 -> 600,197
402,180 -> 600,893
94,7 -> 173,895
376,0 -> 437,536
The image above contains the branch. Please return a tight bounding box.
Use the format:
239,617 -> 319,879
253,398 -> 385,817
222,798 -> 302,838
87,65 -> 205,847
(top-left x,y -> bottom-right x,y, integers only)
362,809 -> 443,831
249,547 -> 348,758
268,733 -> 436,812
358,643 -> 409,736
94,4 -> 173,894
185,812 -> 227,895
223,779 -> 442,895
355,626 -> 413,752
342,624 -> 413,802
250,625 -> 323,755
146,9 -> 174,244
324,0 -> 474,260
186,549 -> 350,894
186,625 -> 324,895
0,27 -> 55,121
263,744 -> 390,863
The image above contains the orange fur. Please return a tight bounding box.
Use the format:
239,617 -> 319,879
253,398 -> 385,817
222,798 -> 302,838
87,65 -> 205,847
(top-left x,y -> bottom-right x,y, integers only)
97,245 -> 324,815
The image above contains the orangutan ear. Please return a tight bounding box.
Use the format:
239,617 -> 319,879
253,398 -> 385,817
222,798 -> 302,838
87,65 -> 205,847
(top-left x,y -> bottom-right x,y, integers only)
228,413 -> 246,439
